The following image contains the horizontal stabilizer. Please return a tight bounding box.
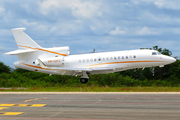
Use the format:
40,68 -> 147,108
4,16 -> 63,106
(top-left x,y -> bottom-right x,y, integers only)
5,49 -> 37,55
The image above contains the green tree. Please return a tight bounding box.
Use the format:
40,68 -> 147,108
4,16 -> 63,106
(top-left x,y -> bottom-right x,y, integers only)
0,61 -> 12,74
152,45 -> 172,56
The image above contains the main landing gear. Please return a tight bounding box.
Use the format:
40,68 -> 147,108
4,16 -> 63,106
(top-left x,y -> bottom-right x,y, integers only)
80,71 -> 89,84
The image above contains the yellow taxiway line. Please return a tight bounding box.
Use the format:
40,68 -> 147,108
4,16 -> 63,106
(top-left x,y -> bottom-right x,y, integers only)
0,112 -> 23,115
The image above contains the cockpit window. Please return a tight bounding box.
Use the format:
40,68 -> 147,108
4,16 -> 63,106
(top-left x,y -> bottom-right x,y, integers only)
152,52 -> 157,55
157,52 -> 161,55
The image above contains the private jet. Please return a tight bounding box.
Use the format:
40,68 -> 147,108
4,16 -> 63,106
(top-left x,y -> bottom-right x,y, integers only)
5,28 -> 176,83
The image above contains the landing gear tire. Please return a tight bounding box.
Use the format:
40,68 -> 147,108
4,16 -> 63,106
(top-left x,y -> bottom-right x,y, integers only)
80,78 -> 88,84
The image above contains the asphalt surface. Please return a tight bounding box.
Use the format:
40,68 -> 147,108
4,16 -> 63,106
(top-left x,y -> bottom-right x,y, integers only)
0,92 -> 180,120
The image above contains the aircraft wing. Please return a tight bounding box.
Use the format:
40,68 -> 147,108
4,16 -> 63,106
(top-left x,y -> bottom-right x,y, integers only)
38,58 -> 113,75
5,49 -> 37,55
53,67 -> 113,76
52,67 -> 113,71
52,67 -> 92,71
53,64 -> 113,72
87,64 -> 113,71
90,67 -> 114,71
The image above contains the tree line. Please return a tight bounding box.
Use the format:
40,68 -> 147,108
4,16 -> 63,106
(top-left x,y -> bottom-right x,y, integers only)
0,46 -> 180,87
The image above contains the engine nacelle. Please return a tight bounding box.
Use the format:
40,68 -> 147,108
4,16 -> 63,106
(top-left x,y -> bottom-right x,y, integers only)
48,46 -> 70,56
38,46 -> 70,60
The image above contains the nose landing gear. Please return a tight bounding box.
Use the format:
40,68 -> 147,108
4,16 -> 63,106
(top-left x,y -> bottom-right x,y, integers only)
80,78 -> 88,84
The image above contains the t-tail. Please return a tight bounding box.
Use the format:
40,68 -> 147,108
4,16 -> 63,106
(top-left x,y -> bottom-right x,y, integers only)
11,28 -> 42,50
5,28 -> 43,60
5,28 -> 70,61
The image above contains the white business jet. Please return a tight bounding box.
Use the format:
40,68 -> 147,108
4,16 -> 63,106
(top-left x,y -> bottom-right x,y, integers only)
5,28 -> 176,84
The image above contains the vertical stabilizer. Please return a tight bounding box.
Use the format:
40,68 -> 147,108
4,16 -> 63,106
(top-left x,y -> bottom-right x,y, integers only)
11,28 -> 41,49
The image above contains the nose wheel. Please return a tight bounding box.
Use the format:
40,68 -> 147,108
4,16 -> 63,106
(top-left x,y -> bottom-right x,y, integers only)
80,78 -> 88,84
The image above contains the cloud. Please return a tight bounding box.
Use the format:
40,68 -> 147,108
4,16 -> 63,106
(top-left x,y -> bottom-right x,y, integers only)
1,0 -> 180,66
0,7 -> 5,13
109,27 -> 126,35
136,26 -> 157,35
39,0 -> 102,18
133,0 -> 180,10
20,19 -> 38,26
0,29 -> 11,36
154,0 -> 180,10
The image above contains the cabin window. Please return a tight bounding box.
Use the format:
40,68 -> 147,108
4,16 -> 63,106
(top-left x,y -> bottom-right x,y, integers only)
158,52 -> 161,55
152,52 -> 157,55
118,56 -> 121,59
114,57 -> 117,60
106,57 -> 109,61
122,56 -> 124,59
90,59 -> 93,62
79,60 -> 81,63
83,59 -> 85,62
103,58 -> 105,61
94,58 -> 97,61
133,55 -> 136,58
86,59 -> 89,62
126,56 -> 128,59
98,58 -> 101,61
130,56 -> 132,59
110,57 -> 113,60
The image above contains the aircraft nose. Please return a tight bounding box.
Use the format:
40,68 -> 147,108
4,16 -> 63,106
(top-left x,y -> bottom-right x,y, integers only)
161,55 -> 176,65
171,57 -> 176,63
167,56 -> 176,64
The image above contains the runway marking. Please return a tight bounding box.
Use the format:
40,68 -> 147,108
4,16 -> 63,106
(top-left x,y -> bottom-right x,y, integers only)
0,112 -> 23,115
24,99 -> 34,102
24,97 -> 47,102
0,107 -> 8,110
0,104 -> 15,106
0,104 -> 46,107
30,104 -> 46,107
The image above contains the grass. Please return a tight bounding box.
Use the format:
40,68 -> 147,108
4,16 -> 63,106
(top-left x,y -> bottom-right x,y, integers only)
0,86 -> 180,92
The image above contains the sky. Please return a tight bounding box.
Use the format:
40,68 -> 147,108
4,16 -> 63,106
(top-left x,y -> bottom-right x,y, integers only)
1,0 -> 180,68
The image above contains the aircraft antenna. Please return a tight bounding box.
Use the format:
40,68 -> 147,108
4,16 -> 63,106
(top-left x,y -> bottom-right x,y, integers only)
92,49 -> 95,53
